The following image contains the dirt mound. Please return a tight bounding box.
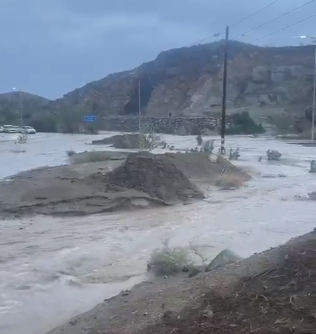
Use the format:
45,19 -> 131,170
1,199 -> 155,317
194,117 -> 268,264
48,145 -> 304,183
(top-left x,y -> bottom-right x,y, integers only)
0,152 -> 249,218
163,152 -> 250,181
91,134 -> 141,149
87,152 -> 204,203
84,151 -> 250,204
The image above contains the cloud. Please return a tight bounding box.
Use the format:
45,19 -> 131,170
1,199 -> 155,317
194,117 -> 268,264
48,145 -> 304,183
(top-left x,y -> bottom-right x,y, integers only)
0,0 -> 314,98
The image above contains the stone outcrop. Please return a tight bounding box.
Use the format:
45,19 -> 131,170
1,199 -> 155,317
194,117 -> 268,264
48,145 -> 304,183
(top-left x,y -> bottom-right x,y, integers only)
100,116 -> 227,134
49,41 -> 315,121
205,249 -> 242,272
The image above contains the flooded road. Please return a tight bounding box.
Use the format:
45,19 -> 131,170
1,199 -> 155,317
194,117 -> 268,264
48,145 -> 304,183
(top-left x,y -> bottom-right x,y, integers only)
1,132 -> 316,334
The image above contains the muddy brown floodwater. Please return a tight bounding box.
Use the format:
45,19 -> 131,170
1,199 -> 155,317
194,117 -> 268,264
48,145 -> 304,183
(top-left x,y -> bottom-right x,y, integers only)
0,132 -> 316,334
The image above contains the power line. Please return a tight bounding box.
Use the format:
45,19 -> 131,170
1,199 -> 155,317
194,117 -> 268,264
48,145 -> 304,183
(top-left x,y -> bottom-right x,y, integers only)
238,0 -> 315,37
254,13 -> 316,42
180,0 -> 314,49
231,0 -> 280,28
183,0 -> 281,47
184,32 -> 224,47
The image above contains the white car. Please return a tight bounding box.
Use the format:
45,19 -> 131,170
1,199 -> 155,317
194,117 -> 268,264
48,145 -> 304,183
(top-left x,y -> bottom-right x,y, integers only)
2,125 -> 21,133
21,126 -> 36,134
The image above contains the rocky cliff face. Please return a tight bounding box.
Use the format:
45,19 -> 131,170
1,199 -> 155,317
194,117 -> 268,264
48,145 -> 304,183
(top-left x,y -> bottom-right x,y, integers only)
49,40 -> 315,120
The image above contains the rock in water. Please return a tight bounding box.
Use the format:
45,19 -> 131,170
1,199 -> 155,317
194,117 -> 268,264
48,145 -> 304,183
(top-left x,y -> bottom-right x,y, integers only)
205,249 -> 242,272
308,191 -> 316,200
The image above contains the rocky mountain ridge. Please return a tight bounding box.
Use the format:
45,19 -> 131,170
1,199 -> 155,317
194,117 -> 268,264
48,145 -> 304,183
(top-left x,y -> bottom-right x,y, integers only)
1,40 -> 315,132
51,40 -> 315,118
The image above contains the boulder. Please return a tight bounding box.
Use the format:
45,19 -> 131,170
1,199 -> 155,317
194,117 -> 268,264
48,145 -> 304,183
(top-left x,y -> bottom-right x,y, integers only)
205,249 -> 242,272
187,266 -> 204,278
308,191 -> 316,200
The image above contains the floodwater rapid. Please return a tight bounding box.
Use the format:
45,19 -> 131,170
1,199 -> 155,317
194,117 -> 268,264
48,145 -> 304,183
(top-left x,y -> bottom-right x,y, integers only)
0,132 -> 316,334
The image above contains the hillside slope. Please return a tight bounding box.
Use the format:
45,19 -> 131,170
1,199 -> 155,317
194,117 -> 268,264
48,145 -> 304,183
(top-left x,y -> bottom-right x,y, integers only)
50,40 -> 315,121
0,91 -> 55,131
2,40 -> 315,133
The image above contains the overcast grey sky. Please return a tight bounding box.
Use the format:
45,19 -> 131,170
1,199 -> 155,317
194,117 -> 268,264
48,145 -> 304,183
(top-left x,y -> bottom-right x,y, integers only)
0,0 -> 315,99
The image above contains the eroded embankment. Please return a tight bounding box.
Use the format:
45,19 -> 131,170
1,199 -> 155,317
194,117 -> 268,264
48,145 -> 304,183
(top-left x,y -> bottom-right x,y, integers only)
0,152 -> 249,218
46,229 -> 316,334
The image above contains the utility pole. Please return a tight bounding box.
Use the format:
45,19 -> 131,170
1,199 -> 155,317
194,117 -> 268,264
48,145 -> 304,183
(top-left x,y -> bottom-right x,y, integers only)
19,90 -> 23,127
292,35 -> 316,143
312,45 -> 316,142
138,78 -> 141,133
13,87 -> 23,126
220,26 -> 229,155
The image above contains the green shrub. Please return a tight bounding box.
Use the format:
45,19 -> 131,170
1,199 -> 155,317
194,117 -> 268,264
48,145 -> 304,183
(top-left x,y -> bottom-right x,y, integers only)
226,111 -> 265,135
138,131 -> 166,151
148,246 -> 193,276
267,149 -> 282,161
196,134 -> 203,146
202,139 -> 215,153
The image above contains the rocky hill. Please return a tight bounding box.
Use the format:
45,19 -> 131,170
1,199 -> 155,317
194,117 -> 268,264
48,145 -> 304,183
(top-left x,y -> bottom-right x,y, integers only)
2,40 -> 315,133
51,40 -> 315,120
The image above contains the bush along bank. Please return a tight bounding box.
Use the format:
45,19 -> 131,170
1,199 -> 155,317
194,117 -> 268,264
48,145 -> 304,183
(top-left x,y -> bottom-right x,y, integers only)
226,111 -> 265,135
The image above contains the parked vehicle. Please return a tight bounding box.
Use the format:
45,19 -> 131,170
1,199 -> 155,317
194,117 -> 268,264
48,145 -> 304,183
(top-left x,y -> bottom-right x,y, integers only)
2,125 -> 22,133
1,125 -> 36,134
21,126 -> 36,134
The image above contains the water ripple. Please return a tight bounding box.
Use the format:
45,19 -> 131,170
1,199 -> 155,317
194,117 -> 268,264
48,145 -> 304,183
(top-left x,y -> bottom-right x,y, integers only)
1,133 -> 316,334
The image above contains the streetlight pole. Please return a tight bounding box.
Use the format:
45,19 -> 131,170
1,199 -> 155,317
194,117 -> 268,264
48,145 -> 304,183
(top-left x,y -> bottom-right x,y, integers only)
138,78 -> 141,133
13,87 -> 23,127
221,26 -> 229,155
293,35 -> 316,142
19,90 -> 23,127
312,45 -> 316,141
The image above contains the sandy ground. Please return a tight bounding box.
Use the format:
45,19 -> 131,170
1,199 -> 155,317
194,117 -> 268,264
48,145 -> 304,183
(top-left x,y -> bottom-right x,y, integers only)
0,151 -> 249,219
46,229 -> 316,334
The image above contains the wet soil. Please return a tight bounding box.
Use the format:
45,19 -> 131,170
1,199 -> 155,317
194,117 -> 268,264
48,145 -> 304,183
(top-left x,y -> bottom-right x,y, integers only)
46,230 -> 316,334
93,152 -> 205,203
91,134 -> 142,149
0,152 -> 248,219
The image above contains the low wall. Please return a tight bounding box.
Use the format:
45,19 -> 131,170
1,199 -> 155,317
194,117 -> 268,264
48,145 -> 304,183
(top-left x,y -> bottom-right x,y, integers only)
101,116 -> 231,135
